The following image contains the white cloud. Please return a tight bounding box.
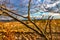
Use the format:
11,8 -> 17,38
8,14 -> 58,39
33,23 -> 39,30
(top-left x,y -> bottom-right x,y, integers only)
45,1 -> 60,8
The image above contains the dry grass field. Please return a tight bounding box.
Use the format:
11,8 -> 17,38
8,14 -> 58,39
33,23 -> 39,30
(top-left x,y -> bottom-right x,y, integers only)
0,19 -> 60,32
0,19 -> 60,40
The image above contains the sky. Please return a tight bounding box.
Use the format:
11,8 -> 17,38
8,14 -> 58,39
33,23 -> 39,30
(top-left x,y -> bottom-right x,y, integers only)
5,0 -> 45,15
5,0 -> 60,14
1,0 -> 60,14
0,0 -> 60,20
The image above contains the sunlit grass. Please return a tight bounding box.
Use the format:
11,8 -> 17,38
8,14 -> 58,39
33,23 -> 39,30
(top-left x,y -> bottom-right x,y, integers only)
0,19 -> 60,32
0,19 -> 60,40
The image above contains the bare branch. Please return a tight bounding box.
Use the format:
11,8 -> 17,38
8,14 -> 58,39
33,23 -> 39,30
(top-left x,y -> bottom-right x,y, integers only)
0,7 -> 47,38
1,6 -> 27,18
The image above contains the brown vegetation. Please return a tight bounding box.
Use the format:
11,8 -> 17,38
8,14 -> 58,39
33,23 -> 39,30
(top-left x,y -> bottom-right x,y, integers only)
0,19 -> 60,40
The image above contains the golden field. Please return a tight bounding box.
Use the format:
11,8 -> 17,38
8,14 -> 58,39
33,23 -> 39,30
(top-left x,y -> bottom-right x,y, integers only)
0,19 -> 60,33
0,19 -> 60,40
